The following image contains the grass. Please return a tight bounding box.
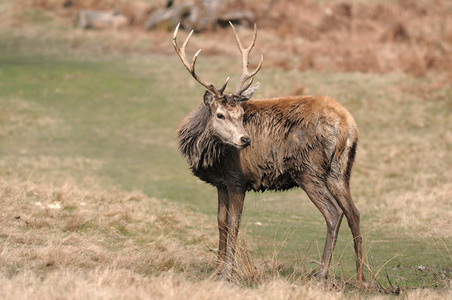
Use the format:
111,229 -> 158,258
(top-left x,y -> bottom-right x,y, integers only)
1,1 -> 452,298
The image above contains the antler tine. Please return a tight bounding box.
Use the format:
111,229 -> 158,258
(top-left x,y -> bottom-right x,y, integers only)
230,22 -> 264,95
172,24 -> 194,75
219,77 -> 230,94
173,23 -> 226,97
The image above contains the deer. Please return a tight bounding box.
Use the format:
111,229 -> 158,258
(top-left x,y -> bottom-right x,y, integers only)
173,22 -> 364,285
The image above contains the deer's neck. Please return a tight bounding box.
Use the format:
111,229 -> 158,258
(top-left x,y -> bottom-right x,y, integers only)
177,105 -> 227,171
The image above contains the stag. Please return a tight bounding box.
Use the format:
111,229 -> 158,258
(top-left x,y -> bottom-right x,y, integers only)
173,23 -> 364,284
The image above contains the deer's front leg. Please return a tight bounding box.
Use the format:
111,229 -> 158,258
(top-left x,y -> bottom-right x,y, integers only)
217,187 -> 229,273
218,186 -> 245,281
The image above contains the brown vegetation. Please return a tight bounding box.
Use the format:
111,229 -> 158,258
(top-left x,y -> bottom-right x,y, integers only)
250,0 -> 452,78
1,176 -> 450,298
19,0 -> 452,80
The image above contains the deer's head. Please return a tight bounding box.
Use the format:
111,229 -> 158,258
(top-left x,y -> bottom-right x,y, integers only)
173,23 -> 263,149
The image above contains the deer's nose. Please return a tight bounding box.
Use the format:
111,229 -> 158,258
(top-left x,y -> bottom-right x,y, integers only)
240,136 -> 251,147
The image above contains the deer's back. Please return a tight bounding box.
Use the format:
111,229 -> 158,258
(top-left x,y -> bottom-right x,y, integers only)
240,95 -> 358,192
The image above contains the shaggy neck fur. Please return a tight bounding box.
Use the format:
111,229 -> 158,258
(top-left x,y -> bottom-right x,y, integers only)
177,104 -> 230,171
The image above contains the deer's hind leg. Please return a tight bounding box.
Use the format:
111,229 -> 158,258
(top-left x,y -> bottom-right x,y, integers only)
326,176 -> 364,284
297,176 -> 344,281
326,141 -> 364,284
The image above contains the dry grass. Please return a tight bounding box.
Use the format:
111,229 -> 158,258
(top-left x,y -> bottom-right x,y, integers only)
0,270 -> 356,299
373,184 -> 452,238
0,174 -> 450,299
0,177 -> 216,282
231,0 -> 452,78
16,0 -> 452,80
0,177 -> 348,299
2,270 -> 451,300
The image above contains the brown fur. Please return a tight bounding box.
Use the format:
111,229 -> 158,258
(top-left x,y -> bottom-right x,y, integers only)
176,94 -> 364,284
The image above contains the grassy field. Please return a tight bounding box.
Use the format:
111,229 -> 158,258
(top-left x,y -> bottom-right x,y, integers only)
1,0 -> 452,299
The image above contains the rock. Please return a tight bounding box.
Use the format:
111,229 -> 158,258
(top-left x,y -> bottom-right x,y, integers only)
216,10 -> 255,28
144,3 -> 199,31
75,9 -> 128,30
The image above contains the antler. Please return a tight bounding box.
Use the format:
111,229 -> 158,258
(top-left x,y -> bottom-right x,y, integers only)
173,23 -> 229,97
230,22 -> 264,96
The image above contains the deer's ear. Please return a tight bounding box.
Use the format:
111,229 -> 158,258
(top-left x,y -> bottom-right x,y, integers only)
203,90 -> 215,107
240,82 -> 260,102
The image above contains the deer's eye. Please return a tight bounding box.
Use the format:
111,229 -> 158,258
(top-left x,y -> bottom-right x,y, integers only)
216,113 -> 225,120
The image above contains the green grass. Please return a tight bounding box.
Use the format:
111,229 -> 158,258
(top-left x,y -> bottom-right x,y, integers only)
0,20 -> 451,295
